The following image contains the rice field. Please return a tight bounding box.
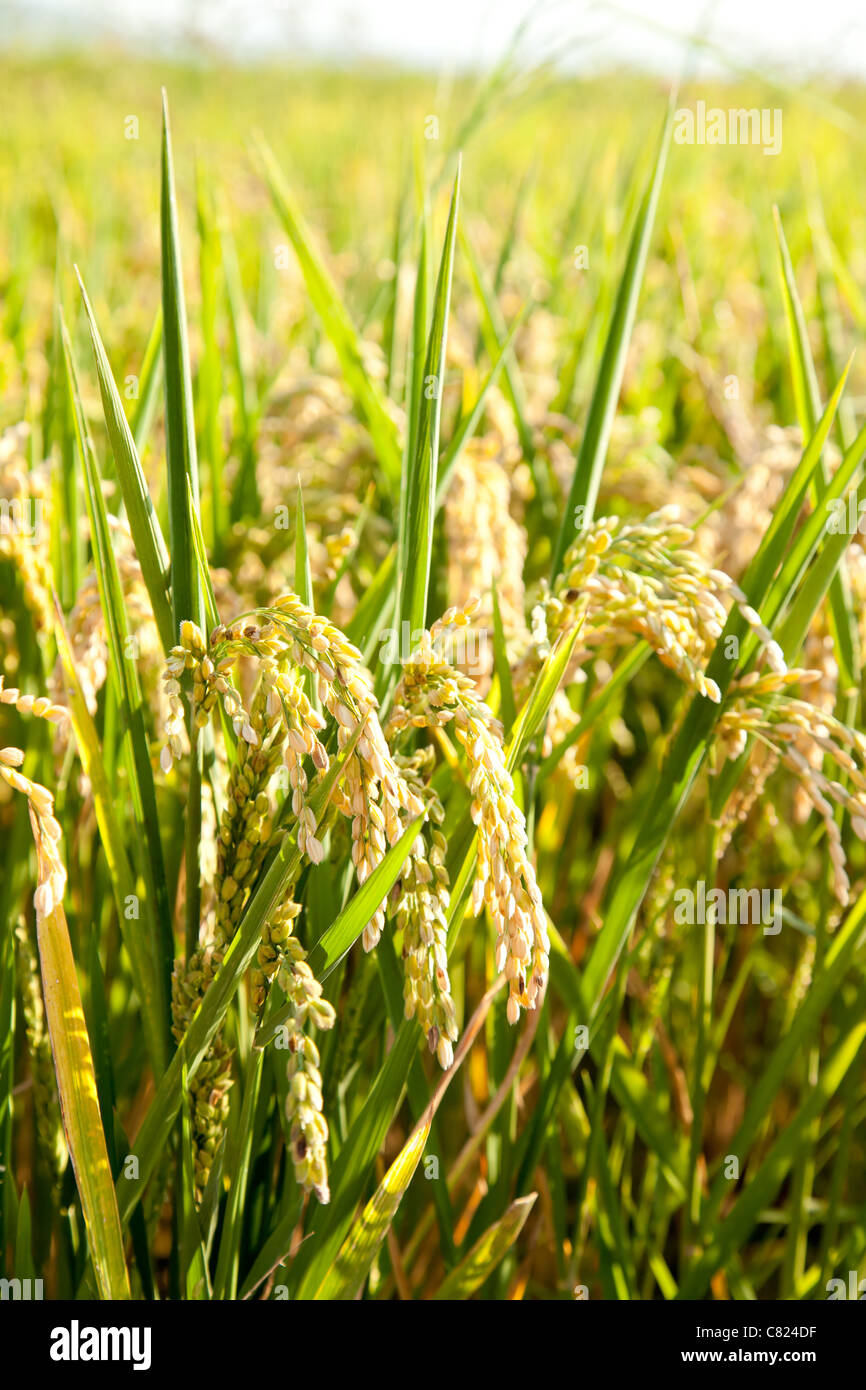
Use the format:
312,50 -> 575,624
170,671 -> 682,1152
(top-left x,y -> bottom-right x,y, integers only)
2,48 -> 866,1305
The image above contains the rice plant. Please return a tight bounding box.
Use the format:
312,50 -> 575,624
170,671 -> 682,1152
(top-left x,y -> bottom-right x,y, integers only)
2,52 -> 866,1305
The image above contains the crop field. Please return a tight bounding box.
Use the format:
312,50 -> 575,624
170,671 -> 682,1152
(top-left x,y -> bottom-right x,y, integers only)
2,47 -> 866,1305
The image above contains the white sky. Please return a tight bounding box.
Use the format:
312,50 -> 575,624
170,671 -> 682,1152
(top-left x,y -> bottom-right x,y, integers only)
4,0 -> 866,78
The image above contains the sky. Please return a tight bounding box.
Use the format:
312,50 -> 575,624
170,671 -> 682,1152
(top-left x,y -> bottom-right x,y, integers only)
4,0 -> 866,79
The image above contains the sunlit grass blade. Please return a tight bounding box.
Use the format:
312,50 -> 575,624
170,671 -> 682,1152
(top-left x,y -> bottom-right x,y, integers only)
186,475 -> 221,635
75,270 -> 174,653
742,360 -> 851,608
709,370 -> 861,815
196,165 -> 226,556
161,88 -> 202,635
755,397 -> 863,642
241,1021 -> 418,1299
774,206 -> 860,698
397,161 -> 460,639
777,481 -> 866,660
60,314 -> 173,1072
131,306 -> 163,459
433,1194 -> 536,1299
161,90 -> 207,954
505,626 -> 581,775
314,1119 -> 431,1300
294,483 -> 313,605
219,208 -> 260,523
403,174 -> 429,508
551,94 -> 674,577
31,848 -> 130,1299
774,205 -> 822,430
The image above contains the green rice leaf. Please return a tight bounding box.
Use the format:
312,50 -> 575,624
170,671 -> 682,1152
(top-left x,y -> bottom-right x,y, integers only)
61,315 -> 173,1071
33,869 -> 130,1299
506,626 -> 581,775
397,161 -> 461,638
774,207 -> 859,695
551,95 -> 674,577
131,306 -> 163,459
186,475 -> 221,635
161,89 -> 203,634
433,1194 -> 536,1299
314,1118 -> 431,1300
74,271 -> 174,653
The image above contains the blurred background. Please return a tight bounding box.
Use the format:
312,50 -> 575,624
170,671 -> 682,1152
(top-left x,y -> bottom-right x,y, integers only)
3,0 -> 866,77
3,0 -> 866,456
